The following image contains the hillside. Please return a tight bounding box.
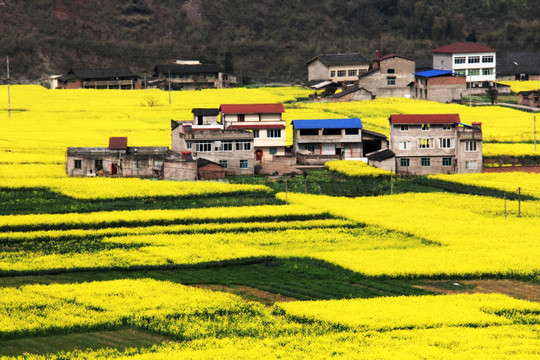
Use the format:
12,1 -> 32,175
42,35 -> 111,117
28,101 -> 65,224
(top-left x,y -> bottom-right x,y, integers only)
0,0 -> 539,84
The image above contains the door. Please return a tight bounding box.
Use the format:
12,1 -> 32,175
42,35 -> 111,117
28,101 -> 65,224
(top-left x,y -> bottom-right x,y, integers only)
111,163 -> 118,175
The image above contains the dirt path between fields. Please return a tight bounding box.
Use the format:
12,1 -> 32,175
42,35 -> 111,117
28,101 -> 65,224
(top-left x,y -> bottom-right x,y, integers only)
193,284 -> 297,306
415,279 -> 540,302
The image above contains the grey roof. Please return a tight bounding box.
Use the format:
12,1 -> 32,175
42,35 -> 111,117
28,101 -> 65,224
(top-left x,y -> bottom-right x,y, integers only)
307,53 -> 370,66
358,67 -> 380,79
197,157 -> 224,168
67,146 -> 169,156
497,51 -> 540,76
366,148 -> 395,161
192,108 -> 220,116
153,64 -> 220,76
362,129 -> 387,140
327,85 -> 373,98
59,68 -> 137,81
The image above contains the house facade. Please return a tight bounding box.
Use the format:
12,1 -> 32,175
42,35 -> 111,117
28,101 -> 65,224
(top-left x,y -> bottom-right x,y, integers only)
56,68 -> 141,89
357,54 -> 415,98
292,118 -> 386,165
66,137 -> 196,180
389,114 -> 483,175
431,42 -> 497,88
517,91 -> 540,108
412,69 -> 466,103
171,120 -> 255,176
152,61 -> 236,90
306,53 -> 370,87
496,51 -> 540,81
220,103 -> 286,162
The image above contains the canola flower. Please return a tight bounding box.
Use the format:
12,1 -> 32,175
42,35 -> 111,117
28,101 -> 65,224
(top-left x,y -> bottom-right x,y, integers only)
497,80 -> 540,93
325,160 -> 393,177
483,142 -> 540,157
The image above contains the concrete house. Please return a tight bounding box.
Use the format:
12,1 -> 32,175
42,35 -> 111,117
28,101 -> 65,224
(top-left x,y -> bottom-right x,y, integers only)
389,114 -> 483,175
56,68 -> 141,89
151,61 -> 236,90
357,54 -> 415,98
171,120 -> 255,176
220,103 -> 286,162
306,53 -> 370,88
291,118 -> 387,165
66,137 -> 196,180
412,69 -> 466,103
431,42 -> 497,88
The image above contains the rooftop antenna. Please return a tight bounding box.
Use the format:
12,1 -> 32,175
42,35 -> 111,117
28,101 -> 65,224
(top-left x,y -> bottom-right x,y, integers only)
6,56 -> 11,118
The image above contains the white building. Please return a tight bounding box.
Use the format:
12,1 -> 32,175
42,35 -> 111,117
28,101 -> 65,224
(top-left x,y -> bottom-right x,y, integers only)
431,42 -> 497,87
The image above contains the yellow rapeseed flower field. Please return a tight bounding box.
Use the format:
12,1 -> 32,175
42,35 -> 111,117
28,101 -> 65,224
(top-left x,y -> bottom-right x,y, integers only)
497,80 -> 540,93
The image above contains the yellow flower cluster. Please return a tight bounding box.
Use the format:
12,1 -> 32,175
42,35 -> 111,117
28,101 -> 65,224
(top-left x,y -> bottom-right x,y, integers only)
497,80 -> 540,93
325,160 -> 393,177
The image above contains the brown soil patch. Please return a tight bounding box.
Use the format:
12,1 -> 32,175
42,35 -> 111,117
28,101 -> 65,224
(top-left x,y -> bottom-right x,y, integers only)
192,284 -> 297,306
416,279 -> 540,302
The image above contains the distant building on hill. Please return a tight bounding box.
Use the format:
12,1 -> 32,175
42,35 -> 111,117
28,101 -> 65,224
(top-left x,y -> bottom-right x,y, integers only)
411,69 -> 466,103
150,60 -> 236,90
357,53 -> 415,99
305,52 -> 370,89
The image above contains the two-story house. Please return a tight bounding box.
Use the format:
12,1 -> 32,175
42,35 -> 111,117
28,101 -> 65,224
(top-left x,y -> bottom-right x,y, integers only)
220,103 -> 286,162
431,42 -> 497,88
291,118 -> 387,165
357,54 -> 415,98
412,69 -> 466,103
152,61 -> 236,90
306,53 -> 370,88
389,114 -> 483,175
56,68 -> 141,89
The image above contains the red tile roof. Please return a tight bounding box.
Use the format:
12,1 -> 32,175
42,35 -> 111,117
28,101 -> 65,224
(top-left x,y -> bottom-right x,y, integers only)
431,42 -> 497,54
108,137 -> 128,150
389,114 -> 461,124
220,104 -> 285,114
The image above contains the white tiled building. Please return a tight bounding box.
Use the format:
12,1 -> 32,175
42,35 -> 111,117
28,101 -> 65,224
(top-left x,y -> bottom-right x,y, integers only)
431,42 -> 497,87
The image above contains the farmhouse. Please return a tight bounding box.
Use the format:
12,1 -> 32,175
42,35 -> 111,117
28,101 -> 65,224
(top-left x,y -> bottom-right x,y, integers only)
411,69 -> 466,103
496,51 -> 540,81
220,103 -> 286,162
171,120 -> 255,176
66,137 -> 196,180
389,114 -> 483,175
431,42 -> 497,88
517,90 -> 540,108
151,60 -> 236,90
56,68 -> 141,89
292,118 -> 387,165
357,54 -> 415,98
305,52 -> 370,88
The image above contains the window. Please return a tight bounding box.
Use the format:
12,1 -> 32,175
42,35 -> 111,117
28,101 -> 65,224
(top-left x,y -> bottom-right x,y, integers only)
219,160 -> 228,169
345,128 -> 359,135
465,141 -> 477,152
454,56 -> 466,64
337,70 -> 346,77
74,159 -> 82,169
455,70 -> 466,77
421,123 -> 430,131
400,125 -> 409,131
400,158 -> 410,167
132,159 -> 140,169
195,141 -> 212,152
465,160 -> 478,170
387,77 -> 396,86
236,141 -> 252,151
468,69 -> 480,76
439,138 -> 452,148
398,141 -> 410,150
154,159 -> 163,170
95,160 -> 103,171
417,138 -> 433,149
330,70 -> 336,77
482,55 -> 494,63
269,147 -> 277,155
442,157 -> 452,167
322,128 -> 341,135
468,56 -> 480,63
267,129 -> 281,138
238,114 -> 245,122
216,140 -> 233,151
348,69 -> 357,77
303,144 -> 316,152
421,157 -> 431,167
186,142 -> 192,149
387,68 -> 395,74
252,130 -> 259,138
299,129 -> 318,136
482,68 -> 494,76
442,124 -> 452,130
240,160 -> 248,169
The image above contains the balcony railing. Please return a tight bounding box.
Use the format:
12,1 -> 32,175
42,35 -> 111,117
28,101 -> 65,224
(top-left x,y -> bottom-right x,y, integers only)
83,80 -> 135,88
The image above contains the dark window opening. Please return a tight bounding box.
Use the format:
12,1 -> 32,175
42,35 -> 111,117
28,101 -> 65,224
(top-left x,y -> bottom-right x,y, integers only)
299,129 -> 319,136
322,128 -> 341,136
345,128 -> 359,135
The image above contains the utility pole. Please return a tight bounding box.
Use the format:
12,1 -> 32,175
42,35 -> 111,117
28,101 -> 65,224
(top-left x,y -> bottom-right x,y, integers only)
518,187 -> 521,218
168,71 -> 171,105
534,115 -> 537,152
7,56 -> 11,118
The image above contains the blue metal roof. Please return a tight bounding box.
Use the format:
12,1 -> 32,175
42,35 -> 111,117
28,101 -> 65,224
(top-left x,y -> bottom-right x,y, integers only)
414,69 -> 454,78
292,118 -> 363,129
